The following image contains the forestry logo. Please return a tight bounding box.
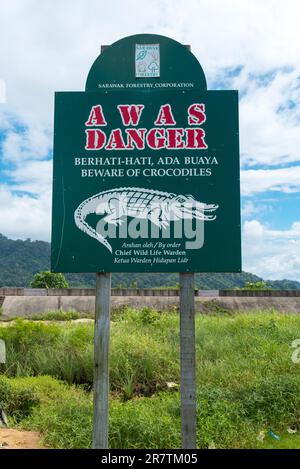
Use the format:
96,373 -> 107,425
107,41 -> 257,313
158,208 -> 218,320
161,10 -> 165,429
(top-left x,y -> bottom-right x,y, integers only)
135,44 -> 160,78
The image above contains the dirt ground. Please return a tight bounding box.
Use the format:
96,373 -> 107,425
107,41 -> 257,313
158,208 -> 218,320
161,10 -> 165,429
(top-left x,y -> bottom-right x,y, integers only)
0,428 -> 44,449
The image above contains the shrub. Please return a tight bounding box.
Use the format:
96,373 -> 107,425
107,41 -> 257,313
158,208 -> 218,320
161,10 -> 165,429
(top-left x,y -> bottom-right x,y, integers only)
130,281 -> 138,289
30,271 -> 69,289
242,281 -> 272,291
22,377 -> 93,449
0,376 -> 39,422
139,307 -> 161,325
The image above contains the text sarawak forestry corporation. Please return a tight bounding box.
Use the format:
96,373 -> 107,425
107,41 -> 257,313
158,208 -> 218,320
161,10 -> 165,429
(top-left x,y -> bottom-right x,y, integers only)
84,103 -> 209,151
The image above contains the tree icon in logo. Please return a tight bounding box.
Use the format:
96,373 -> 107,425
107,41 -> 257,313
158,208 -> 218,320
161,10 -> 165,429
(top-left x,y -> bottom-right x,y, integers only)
148,62 -> 159,73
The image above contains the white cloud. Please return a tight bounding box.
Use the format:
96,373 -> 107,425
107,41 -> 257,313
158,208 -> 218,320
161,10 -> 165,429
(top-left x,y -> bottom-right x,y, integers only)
0,155 -> 52,240
0,0 -> 299,127
242,201 -> 256,218
241,166 -> 300,195
2,126 -> 52,163
237,68 -> 300,168
0,185 -> 51,241
241,200 -> 272,218
243,220 -> 300,281
5,159 -> 52,195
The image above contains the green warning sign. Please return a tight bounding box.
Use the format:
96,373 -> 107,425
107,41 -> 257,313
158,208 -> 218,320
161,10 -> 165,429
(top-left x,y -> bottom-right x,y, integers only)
51,34 -> 241,273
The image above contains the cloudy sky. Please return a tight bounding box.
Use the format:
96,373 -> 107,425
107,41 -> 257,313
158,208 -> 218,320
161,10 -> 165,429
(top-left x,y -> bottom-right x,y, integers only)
0,0 -> 300,281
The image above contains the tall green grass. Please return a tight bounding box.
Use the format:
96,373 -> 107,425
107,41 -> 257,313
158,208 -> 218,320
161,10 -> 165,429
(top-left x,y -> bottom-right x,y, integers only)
0,309 -> 300,448
1,310 -> 299,397
3,373 -> 300,449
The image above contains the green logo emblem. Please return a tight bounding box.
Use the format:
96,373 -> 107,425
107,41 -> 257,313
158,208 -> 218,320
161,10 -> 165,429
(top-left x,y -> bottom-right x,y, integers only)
135,44 -> 160,78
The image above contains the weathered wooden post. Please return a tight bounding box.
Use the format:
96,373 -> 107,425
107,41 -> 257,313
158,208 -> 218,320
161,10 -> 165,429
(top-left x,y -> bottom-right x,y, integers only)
0,338 -> 6,369
178,45 -> 197,450
93,272 -> 111,449
180,272 -> 196,448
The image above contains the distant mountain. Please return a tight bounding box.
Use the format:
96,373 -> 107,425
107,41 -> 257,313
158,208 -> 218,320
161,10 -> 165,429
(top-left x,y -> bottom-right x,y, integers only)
0,233 -> 299,290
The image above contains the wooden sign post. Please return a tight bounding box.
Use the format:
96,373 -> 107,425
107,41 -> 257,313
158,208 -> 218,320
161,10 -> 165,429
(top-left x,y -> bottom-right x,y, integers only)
93,271 -> 197,449
180,272 -> 196,448
92,272 -> 111,449
0,339 -> 6,364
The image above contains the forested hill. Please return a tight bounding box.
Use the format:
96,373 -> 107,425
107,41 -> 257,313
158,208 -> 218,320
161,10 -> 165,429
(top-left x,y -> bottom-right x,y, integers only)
0,233 -> 300,290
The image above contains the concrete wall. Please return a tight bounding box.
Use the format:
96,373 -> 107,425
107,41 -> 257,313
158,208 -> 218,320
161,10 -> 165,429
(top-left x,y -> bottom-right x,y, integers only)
2,295 -> 300,319
1,287 -> 300,297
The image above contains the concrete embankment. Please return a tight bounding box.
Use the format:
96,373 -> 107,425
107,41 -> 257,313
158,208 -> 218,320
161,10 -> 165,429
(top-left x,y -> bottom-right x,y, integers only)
1,288 -> 300,318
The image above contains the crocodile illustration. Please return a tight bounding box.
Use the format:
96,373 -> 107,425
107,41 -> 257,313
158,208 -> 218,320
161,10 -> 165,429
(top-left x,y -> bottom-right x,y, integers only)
74,187 -> 218,253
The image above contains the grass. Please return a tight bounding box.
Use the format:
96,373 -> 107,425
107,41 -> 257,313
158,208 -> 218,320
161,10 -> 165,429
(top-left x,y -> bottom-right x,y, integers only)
0,307 -> 300,448
261,432 -> 300,449
3,309 -> 94,322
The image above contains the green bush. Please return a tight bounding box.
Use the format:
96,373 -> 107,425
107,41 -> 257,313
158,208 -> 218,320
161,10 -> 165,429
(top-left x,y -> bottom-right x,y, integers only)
0,320 -> 94,385
242,281 -> 271,291
109,394 -> 181,448
30,271 -> 69,289
139,307 -> 161,325
21,376 -> 93,449
0,376 -> 39,422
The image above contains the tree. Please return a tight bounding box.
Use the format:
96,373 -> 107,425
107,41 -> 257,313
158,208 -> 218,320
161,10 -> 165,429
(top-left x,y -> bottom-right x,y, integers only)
30,271 -> 69,289
242,281 -> 271,291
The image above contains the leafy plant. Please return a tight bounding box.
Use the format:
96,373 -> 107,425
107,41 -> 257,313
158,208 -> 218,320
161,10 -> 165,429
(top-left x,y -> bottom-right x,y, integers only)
0,376 -> 39,422
30,271 -> 69,289
242,281 -> 272,291
139,307 -> 161,324
130,281 -> 138,289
